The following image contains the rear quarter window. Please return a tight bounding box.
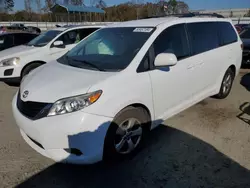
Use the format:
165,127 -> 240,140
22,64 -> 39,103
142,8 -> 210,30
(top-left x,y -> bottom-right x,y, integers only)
218,22 -> 238,46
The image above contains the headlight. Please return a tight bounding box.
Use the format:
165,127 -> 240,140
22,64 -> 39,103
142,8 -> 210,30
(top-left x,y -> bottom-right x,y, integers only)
48,90 -> 102,116
0,57 -> 20,67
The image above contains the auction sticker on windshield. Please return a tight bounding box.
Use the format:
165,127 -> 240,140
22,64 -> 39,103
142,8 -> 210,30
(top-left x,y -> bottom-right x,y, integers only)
133,28 -> 153,33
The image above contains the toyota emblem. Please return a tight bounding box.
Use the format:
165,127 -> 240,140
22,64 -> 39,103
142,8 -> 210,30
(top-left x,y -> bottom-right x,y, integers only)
22,90 -> 29,98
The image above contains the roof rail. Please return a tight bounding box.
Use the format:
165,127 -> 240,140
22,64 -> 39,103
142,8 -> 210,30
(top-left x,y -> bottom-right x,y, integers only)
191,13 -> 225,18
143,12 -> 224,19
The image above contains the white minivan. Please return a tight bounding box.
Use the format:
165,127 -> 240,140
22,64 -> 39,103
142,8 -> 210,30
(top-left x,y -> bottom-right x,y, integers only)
0,25 -> 103,83
12,16 -> 242,164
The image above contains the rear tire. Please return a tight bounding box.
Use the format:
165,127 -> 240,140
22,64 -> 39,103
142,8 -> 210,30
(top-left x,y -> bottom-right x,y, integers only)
103,107 -> 150,163
21,63 -> 42,79
214,68 -> 234,99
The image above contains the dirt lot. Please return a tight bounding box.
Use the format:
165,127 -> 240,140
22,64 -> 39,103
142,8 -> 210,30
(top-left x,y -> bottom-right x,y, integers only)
0,70 -> 250,188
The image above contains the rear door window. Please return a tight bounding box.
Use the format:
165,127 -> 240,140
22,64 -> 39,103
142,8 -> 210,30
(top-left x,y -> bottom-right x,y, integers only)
187,22 -> 220,55
218,22 -> 238,45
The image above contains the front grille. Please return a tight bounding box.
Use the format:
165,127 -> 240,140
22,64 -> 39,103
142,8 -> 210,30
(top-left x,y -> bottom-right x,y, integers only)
17,92 -> 52,120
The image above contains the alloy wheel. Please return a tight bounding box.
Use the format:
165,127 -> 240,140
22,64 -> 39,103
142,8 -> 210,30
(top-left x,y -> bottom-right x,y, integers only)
114,118 -> 142,154
222,74 -> 232,95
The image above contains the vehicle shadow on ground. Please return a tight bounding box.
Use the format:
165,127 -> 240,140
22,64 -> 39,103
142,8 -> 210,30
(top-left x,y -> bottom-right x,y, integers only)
237,102 -> 250,125
240,72 -> 250,92
241,64 -> 250,69
16,122 -> 250,188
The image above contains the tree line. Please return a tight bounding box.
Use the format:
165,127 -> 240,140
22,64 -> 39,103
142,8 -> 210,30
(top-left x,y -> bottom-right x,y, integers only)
0,0 -> 249,22
0,0 -> 190,22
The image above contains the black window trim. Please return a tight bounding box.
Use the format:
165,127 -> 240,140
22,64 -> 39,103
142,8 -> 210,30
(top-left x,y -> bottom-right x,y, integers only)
137,21 -> 239,73
186,21 -> 238,56
137,45 -> 155,73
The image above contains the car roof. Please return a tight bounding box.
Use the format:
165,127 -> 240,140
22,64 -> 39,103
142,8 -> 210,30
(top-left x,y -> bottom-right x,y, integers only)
109,17 -> 178,27
108,17 -> 230,28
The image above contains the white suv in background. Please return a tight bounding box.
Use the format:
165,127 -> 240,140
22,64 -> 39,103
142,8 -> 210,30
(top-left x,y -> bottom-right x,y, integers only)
12,16 -> 242,164
0,25 -> 103,83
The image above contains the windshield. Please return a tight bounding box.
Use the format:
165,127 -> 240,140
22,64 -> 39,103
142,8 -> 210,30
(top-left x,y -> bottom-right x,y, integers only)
27,30 -> 62,47
58,27 -> 155,71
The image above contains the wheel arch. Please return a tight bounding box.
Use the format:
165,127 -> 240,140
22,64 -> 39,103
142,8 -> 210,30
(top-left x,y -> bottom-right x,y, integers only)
115,103 -> 152,130
228,64 -> 236,77
21,60 -> 46,77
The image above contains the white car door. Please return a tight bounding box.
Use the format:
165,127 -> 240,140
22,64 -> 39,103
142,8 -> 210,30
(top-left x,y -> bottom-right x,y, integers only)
186,22 -> 222,98
148,24 -> 197,120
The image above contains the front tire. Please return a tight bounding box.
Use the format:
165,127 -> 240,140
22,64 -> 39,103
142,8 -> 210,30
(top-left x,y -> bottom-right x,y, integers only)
103,107 -> 150,163
214,68 -> 235,99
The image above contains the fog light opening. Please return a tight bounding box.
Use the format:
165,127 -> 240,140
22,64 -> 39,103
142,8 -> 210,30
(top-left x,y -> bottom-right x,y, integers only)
64,148 -> 83,156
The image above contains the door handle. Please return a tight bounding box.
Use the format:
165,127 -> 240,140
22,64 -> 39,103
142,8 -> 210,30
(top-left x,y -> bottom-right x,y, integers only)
187,62 -> 204,70
187,65 -> 195,69
198,62 -> 204,66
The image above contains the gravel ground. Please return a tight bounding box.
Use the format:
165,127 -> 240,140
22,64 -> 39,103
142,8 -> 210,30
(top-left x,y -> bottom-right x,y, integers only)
0,70 -> 250,188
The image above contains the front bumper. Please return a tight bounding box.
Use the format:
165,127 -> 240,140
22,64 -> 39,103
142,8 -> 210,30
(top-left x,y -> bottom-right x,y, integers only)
12,93 -> 113,164
0,65 -> 22,82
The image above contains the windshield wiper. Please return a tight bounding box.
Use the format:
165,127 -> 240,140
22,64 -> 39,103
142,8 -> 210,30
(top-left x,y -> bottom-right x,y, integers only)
70,58 -> 105,72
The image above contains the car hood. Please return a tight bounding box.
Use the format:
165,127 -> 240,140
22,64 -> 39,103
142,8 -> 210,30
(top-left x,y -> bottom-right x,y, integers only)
242,38 -> 250,48
0,45 -> 41,60
20,61 -> 117,103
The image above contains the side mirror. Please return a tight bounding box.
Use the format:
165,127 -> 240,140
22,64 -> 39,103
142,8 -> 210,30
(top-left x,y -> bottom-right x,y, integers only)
154,53 -> 177,67
52,40 -> 65,48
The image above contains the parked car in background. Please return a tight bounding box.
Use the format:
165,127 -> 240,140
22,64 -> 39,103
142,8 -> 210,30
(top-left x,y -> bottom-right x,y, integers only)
7,23 -> 26,30
0,32 -> 38,51
6,24 -> 41,34
240,27 -> 250,66
0,25 -> 103,83
12,17 -> 242,164
0,26 -> 7,34
23,26 -> 41,34
235,25 -> 243,34
235,24 -> 249,33
56,24 -> 75,27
